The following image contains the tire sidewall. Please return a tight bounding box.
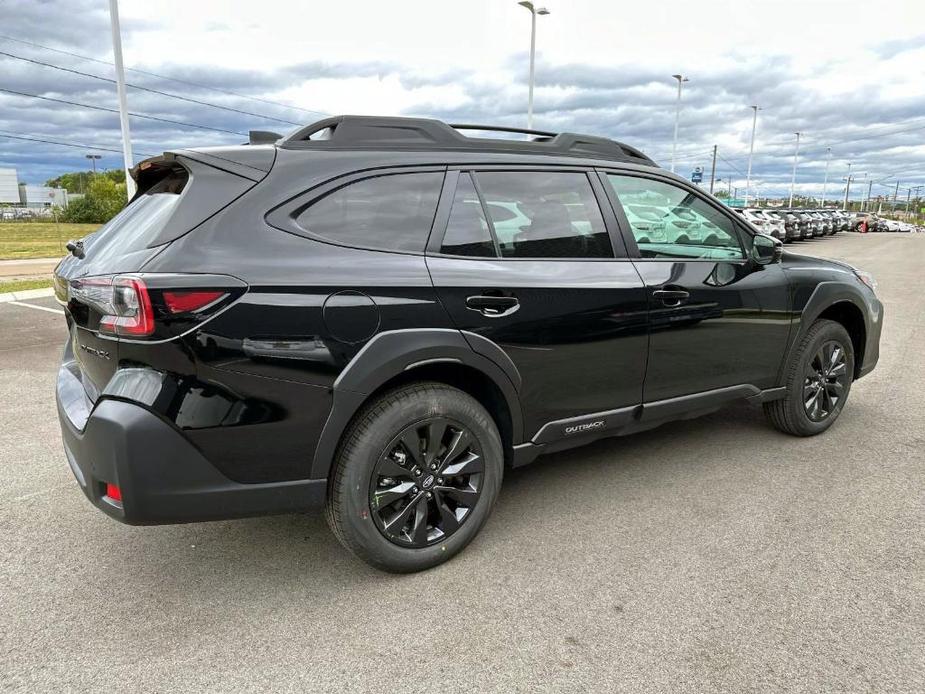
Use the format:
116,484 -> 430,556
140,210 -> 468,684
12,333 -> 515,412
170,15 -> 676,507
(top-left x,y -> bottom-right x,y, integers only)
334,385 -> 503,572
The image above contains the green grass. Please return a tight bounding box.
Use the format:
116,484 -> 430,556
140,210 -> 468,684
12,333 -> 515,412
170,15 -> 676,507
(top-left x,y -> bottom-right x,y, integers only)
0,277 -> 54,294
0,222 -> 99,260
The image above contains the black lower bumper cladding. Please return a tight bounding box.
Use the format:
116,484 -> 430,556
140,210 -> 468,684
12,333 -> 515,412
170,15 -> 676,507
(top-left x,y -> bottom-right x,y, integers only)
57,389 -> 326,526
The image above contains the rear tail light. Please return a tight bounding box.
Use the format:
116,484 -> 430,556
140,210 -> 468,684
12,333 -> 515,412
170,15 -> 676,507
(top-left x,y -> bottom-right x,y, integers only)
104,482 -> 122,502
163,290 -> 226,314
100,276 -> 155,337
67,273 -> 244,340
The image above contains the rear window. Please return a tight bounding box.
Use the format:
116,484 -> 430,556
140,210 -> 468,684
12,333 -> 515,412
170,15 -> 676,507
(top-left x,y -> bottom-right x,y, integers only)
82,193 -> 180,261
296,172 -> 443,252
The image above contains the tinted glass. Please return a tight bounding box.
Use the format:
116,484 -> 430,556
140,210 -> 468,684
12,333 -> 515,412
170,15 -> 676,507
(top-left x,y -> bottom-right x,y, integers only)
475,171 -> 613,259
441,174 -> 496,257
297,172 -> 442,252
606,174 -> 745,260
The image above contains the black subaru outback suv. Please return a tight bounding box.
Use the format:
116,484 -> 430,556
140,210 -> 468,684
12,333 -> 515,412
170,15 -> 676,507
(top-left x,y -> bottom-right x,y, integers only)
54,116 -> 883,572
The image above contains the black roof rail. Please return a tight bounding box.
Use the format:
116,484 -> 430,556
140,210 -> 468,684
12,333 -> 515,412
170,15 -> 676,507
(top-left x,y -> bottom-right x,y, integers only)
278,115 -> 656,166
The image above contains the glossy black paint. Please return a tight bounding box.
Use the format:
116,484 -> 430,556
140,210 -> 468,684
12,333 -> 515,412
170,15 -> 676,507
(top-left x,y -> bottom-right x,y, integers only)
52,120 -> 884,525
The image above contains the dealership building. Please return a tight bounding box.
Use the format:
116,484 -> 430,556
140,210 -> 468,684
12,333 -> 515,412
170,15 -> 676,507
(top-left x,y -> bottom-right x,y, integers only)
0,168 -> 69,208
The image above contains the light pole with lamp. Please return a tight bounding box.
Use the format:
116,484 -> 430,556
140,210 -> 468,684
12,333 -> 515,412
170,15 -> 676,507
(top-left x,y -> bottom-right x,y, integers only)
85,154 -> 102,175
518,1 -> 549,131
670,74 -> 689,173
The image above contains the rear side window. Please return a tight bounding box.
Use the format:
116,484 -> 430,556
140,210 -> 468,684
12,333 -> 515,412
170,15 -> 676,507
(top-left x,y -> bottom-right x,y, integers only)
296,172 -> 443,252
474,171 -> 613,259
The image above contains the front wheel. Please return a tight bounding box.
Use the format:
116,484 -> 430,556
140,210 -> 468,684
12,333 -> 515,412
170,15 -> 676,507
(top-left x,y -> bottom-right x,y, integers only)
326,382 -> 503,572
764,319 -> 854,436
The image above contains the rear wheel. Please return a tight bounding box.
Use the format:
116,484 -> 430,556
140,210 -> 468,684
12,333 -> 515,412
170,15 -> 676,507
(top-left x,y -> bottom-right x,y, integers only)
764,319 -> 854,436
326,382 -> 503,572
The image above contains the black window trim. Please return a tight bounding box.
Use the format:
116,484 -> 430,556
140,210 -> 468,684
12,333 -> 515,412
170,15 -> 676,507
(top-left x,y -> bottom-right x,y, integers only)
426,165 -> 628,262
265,164 -> 448,256
595,168 -> 753,263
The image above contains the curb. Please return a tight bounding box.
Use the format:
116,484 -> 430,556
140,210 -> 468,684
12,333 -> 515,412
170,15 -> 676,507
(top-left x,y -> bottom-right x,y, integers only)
0,287 -> 56,303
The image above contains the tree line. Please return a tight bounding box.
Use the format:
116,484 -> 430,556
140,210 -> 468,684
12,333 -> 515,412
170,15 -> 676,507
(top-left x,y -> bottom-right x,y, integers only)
45,169 -> 127,224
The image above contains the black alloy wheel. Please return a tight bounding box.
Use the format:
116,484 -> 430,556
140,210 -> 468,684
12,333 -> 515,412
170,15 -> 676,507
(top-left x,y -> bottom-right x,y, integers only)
765,319 -> 854,437
803,340 -> 849,422
370,417 -> 484,548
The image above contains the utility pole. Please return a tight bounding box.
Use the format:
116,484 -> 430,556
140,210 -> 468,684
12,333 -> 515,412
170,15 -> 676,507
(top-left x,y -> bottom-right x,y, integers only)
788,132 -> 801,207
709,144 -> 717,194
842,163 -> 852,211
864,179 -> 873,212
744,105 -> 759,206
821,147 -> 831,206
108,0 -> 136,200
892,180 -> 900,212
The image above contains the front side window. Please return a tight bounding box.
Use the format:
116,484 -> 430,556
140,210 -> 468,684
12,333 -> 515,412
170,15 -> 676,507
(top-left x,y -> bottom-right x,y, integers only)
474,171 -> 613,259
296,172 -> 443,252
605,174 -> 745,260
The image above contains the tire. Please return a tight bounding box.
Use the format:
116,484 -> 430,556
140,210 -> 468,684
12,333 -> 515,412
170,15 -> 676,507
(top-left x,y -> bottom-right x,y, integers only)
764,319 -> 854,436
326,381 -> 503,573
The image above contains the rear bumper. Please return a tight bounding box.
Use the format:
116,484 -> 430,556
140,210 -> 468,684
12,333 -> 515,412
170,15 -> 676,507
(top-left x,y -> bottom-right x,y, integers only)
57,378 -> 326,525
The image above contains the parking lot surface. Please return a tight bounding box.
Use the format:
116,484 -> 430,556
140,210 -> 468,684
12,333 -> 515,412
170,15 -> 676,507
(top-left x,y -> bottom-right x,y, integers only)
1,233 -> 923,693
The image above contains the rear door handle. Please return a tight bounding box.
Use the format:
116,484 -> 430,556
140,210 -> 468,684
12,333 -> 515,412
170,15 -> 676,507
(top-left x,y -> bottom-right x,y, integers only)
466,295 -> 520,317
653,288 -> 690,306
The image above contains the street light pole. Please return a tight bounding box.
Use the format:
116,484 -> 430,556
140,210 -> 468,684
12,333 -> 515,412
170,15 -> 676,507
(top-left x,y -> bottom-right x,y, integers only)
518,1 -> 549,131
744,105 -> 759,207
821,147 -> 831,207
842,163 -> 852,210
788,132 -> 801,207
670,74 -> 689,173
85,153 -> 101,175
709,144 -> 717,194
108,0 -> 135,200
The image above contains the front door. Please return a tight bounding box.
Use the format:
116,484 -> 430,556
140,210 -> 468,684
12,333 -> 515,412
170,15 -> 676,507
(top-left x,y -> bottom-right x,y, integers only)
601,171 -> 791,403
426,169 -> 649,440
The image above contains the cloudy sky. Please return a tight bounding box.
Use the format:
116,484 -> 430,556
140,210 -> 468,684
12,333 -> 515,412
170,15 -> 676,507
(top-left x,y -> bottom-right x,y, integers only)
2,0 -> 924,203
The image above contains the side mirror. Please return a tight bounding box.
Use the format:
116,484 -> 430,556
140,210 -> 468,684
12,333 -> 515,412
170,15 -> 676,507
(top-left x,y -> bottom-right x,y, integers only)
752,234 -> 782,265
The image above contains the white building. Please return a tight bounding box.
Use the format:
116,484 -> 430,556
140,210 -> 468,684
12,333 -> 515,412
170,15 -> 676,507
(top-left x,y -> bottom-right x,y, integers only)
0,168 -> 20,204
19,184 -> 68,208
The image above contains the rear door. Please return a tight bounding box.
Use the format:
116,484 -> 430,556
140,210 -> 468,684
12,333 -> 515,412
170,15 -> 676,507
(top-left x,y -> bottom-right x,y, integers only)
426,168 -> 648,440
600,171 -> 791,403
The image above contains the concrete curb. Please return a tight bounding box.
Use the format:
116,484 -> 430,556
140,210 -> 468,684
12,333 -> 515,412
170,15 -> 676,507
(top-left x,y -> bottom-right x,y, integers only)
0,287 -> 56,303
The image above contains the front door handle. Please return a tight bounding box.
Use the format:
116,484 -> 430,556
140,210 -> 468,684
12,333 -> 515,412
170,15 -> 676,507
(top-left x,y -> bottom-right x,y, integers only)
653,288 -> 690,306
466,295 -> 520,317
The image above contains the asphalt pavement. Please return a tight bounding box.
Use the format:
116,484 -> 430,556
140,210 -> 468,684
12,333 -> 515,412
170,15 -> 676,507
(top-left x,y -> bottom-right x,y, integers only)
1,233 -> 923,693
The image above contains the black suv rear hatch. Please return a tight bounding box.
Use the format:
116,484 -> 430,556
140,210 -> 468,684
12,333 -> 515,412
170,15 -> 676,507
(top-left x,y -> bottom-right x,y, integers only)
54,147 -> 273,409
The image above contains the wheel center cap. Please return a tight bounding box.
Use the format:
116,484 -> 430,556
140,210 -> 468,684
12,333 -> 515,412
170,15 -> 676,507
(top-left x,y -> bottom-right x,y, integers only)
421,474 -> 435,490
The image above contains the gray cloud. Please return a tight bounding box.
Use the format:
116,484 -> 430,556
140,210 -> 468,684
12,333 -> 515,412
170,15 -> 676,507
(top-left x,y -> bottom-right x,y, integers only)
1,3 -> 922,201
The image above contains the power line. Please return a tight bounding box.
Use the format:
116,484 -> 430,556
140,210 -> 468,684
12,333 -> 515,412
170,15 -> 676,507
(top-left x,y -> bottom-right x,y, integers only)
0,33 -> 328,120
0,130 -> 156,157
0,48 -> 304,127
0,88 -> 246,136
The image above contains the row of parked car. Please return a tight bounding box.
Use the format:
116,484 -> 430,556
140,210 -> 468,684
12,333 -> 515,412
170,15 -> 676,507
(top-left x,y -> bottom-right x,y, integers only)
732,208 -> 851,242
850,212 -> 922,233
733,207 -> 923,242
